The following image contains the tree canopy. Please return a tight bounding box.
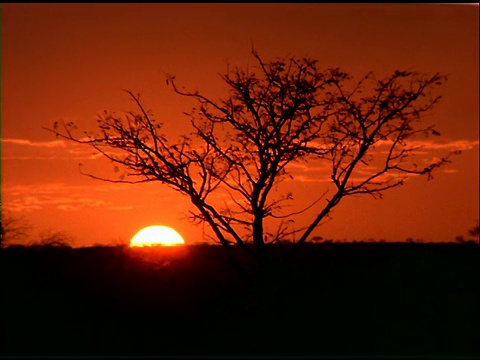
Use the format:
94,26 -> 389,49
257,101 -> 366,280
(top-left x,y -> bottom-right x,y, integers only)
47,50 -> 455,267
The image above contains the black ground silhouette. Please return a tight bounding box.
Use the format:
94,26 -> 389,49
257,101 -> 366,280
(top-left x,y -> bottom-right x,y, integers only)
1,242 -> 479,357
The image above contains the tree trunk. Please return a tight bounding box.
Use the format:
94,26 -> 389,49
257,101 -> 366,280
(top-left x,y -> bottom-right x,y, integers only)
253,211 -> 267,268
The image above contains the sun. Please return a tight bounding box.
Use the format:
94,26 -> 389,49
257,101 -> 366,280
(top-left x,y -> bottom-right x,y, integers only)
130,225 -> 185,247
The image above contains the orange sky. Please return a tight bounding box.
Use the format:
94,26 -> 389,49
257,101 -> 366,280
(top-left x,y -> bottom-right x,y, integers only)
1,4 -> 479,246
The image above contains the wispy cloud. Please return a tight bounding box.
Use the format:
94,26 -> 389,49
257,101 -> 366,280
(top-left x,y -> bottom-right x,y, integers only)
1,156 -> 62,160
1,137 -> 124,161
2,183 -> 136,213
1,138 -> 66,148
290,174 -> 332,183
421,139 -> 479,151
1,181 -> 182,214
4,196 -> 109,213
443,169 -> 459,173
375,139 -> 479,151
67,148 -> 105,160
2,137 -> 69,161
287,138 -> 477,183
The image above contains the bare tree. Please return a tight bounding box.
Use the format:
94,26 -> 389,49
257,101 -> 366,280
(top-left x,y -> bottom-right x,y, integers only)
46,50 -> 455,269
1,211 -> 32,248
468,223 -> 479,239
457,222 -> 480,245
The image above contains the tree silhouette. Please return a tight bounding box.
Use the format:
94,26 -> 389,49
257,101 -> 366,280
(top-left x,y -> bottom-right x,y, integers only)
1,211 -> 32,248
47,50 -> 456,269
457,222 -> 480,244
468,223 -> 479,239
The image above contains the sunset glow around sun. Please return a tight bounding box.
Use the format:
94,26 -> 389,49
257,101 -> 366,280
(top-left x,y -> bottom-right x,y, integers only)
130,226 -> 185,247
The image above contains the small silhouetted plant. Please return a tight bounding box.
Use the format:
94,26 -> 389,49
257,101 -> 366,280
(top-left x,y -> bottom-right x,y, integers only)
34,229 -> 76,248
46,50 -> 456,272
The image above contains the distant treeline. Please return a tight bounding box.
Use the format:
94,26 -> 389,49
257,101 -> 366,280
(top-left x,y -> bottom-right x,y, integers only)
1,243 -> 479,357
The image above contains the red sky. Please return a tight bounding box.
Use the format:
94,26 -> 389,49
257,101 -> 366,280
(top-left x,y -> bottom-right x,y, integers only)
1,4 -> 479,246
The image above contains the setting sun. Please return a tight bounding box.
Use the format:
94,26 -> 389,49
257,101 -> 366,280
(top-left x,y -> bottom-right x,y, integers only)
130,226 -> 185,247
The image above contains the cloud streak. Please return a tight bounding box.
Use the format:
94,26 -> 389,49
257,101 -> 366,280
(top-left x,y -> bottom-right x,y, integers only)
2,137 -> 475,185
1,137 -> 125,161
3,136 -> 477,161
375,139 -> 479,151
1,138 -> 67,148
2,183 -> 134,213
287,138 -> 476,183
1,181 -> 183,214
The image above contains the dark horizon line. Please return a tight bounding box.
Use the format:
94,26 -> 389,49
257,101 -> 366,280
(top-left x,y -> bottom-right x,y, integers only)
2,240 -> 479,250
